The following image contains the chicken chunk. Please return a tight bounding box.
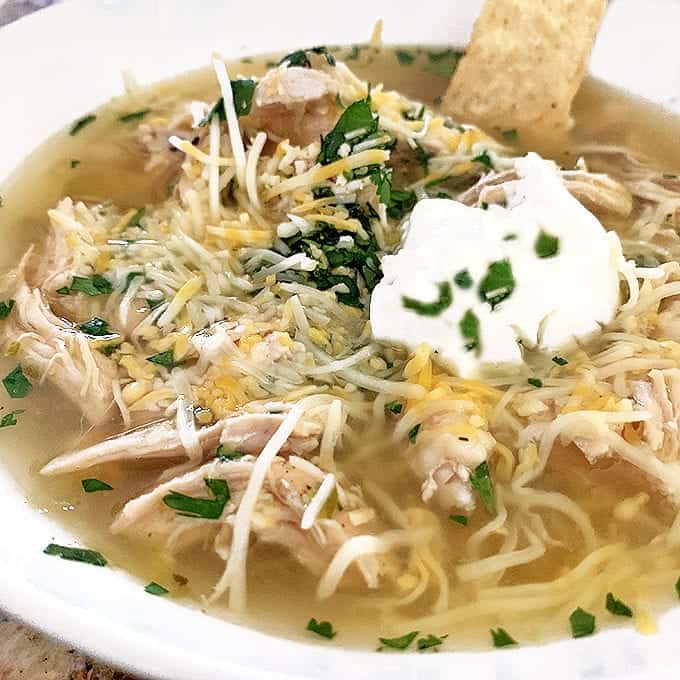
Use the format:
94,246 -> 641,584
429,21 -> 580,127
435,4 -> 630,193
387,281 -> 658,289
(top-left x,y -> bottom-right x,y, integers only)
112,456 -> 386,589
2,283 -> 118,426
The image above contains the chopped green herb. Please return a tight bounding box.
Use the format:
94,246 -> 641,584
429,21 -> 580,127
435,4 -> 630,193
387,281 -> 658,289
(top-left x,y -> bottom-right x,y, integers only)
403,104 -> 425,121
318,96 -> 377,165
427,48 -> 455,62
605,592 -> 633,617
146,297 -> 164,311
345,45 -> 361,61
552,355 -> 568,366
470,461 -> 495,514
387,189 -> 417,220
424,49 -> 464,77
81,478 -> 113,493
676,575 -> 680,598
216,444 -> 245,461
370,166 -> 392,205
0,409 -> 25,428
534,230 -> 560,258
663,173 -> 678,179
123,271 -> 144,291
146,350 -> 183,369
378,631 -> 418,651
44,543 -> 107,566
472,150 -> 493,169
335,93 -> 346,109
402,281 -> 452,316
69,274 -> 113,296
570,607 -> 596,638
395,49 -> 416,65
56,286 -> 70,295
306,618 -> 337,639
454,269 -> 473,289
98,343 -> 120,357
231,79 -> 257,116
78,317 -> 112,337
478,259 -> 515,309
279,46 -> 336,68
118,109 -> 151,123
70,159 -> 80,169
449,514 -> 468,526
459,309 -> 481,353
414,140 -> 432,174
128,207 -> 145,227
2,364 -> 31,399
163,478 -> 230,519
69,114 -> 96,136
417,634 -> 445,651
384,401 -> 403,415
481,202 -> 489,210
408,423 -> 421,444
501,129 -> 518,142
503,233 -> 517,241
491,628 -> 517,647
0,299 -> 14,319
527,378 -> 543,388
145,581 -> 169,596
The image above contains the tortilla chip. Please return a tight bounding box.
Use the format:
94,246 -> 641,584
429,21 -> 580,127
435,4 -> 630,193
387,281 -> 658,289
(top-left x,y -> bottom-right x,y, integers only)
442,0 -> 607,132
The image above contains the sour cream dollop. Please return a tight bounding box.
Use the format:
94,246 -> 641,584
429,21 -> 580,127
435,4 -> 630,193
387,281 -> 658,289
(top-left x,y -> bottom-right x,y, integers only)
370,153 -> 621,377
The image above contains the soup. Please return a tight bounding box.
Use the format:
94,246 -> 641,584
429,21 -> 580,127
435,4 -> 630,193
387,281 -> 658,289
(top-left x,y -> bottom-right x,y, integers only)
2,44 -> 680,651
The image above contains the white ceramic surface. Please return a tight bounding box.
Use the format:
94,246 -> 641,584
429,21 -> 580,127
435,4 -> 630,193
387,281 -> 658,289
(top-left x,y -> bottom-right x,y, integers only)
1,1 -> 680,678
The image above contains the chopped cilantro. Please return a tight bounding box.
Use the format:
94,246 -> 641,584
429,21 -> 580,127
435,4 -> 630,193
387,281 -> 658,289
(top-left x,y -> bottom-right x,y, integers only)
387,189 -> 417,220
128,207 -> 145,227
449,514 -> 468,526
384,401 -> 403,415
417,634 -> 445,651
199,79 -> 256,125
370,166 -> 392,205
345,45 -> 361,61
503,233 -> 517,241
378,631 -> 418,650
425,49 -> 464,77
413,140 -> 432,174
552,355 -> 568,366
3,364 -> 31,399
318,96 -> 377,165
306,618 -> 337,639
44,543 -> 107,566
98,343 -> 120,357
605,592 -> 633,617
491,628 -> 517,647
501,129 -> 518,142
527,378 -> 543,388
534,230 -> 560,258
69,274 -> 113,296
408,423 -> 421,444
145,582 -> 169,596
119,109 -> 151,123
69,114 -> 96,135
676,575 -> 680,599
0,409 -> 25,428
147,350 -> 183,369
0,299 -> 14,319
81,478 -> 113,493
70,159 -> 80,169
454,269 -> 473,289
279,46 -> 336,68
395,49 -> 415,65
478,260 -> 515,309
481,202 -> 489,210
402,281 -> 452,316
470,461 -> 495,514
570,607 -> 596,638
56,286 -> 70,295
163,478 -> 230,519
78,317 -> 112,337
472,150 -> 493,169
663,173 -> 678,179
146,297 -> 164,310
459,309 -> 480,353
403,104 -> 425,121
216,444 -> 245,461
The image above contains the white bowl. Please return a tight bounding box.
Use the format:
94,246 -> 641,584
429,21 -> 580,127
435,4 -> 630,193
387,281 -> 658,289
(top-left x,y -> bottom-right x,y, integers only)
2,1 -> 680,678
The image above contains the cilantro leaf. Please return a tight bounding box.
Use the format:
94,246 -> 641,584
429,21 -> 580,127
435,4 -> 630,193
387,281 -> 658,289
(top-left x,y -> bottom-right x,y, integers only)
459,309 -> 481,353
417,634 -> 445,651
119,109 -> 151,123
378,630 -> 418,650
147,350 -> 183,369
81,478 -> 113,493
145,581 -> 169,596
69,274 -> 113,296
501,129 -> 518,142
384,401 -> 403,415
387,189 -> 417,220
552,355 -> 568,366
605,592 -> 633,617
470,461 -> 495,514
44,543 -> 107,566
306,617 -> 337,639
449,514 -> 468,526
216,444 -> 245,461
371,167 -> 392,205
472,150 -> 493,169
318,97 -> 377,165
478,260 -> 515,309
395,50 -> 415,65
0,409 -> 25,427
534,230 -> 560,258
454,269 -> 473,289
491,627 -> 517,647
69,114 -> 96,136
79,317 -> 112,337
408,423 -> 421,444
570,607 -> 596,638
402,281 -> 452,316
527,378 -> 543,388
0,299 -> 14,319
2,364 -> 32,399
279,46 -> 336,68
163,478 -> 230,519
199,79 -> 256,126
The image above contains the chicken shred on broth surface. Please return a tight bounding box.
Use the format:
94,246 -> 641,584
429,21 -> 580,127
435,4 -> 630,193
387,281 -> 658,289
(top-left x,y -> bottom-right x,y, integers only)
4,45 -> 680,649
